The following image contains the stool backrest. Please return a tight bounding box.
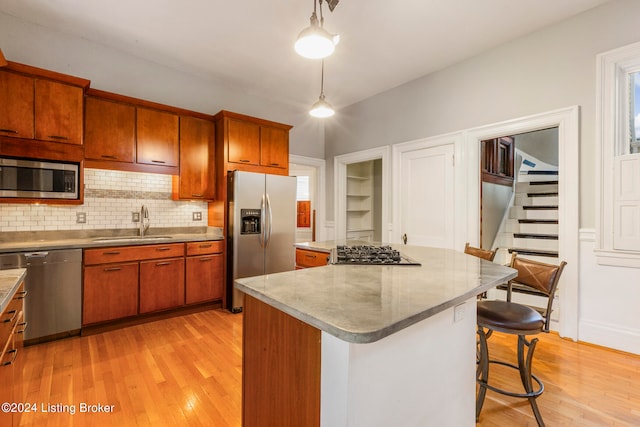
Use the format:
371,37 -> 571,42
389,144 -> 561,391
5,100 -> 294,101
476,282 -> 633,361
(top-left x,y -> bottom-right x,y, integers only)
464,243 -> 497,261
508,254 -> 567,332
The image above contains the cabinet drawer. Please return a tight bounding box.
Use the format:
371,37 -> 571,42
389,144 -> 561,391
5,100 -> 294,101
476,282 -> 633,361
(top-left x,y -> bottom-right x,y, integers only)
0,282 -> 24,355
186,240 -> 224,256
295,249 -> 330,268
85,243 -> 185,264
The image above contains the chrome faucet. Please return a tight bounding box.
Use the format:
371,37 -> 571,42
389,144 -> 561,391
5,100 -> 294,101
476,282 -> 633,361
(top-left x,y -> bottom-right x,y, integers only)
140,205 -> 150,237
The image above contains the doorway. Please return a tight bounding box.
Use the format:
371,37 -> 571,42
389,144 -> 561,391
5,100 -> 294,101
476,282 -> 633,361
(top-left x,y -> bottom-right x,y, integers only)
289,155 -> 326,242
335,146 -> 391,242
481,127 -> 559,265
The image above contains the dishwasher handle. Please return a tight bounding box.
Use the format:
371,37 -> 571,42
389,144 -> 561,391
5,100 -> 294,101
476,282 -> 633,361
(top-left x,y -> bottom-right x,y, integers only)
24,252 -> 49,259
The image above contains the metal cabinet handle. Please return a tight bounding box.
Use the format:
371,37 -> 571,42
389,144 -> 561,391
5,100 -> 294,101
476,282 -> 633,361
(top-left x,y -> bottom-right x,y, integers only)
239,159 -> 250,163
103,251 -> 121,255
156,247 -> 171,251
2,349 -> 17,366
270,163 -> 280,166
151,160 -> 166,164
199,257 -> 212,262
305,254 -> 317,259
199,244 -> 212,248
104,267 -> 121,272
191,194 -> 203,197
2,310 -> 17,324
402,233 -> 407,245
0,128 -> 18,134
156,261 -> 171,266
48,135 -> 69,140
15,291 -> 27,300
16,321 -> 27,334
101,155 -> 118,159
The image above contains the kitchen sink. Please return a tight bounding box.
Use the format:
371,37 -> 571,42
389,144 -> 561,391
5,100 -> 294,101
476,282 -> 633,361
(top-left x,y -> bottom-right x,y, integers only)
92,235 -> 174,243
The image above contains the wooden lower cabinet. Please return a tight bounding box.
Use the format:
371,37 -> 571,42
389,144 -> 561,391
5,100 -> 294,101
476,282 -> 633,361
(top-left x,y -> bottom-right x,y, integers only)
295,248 -> 331,269
83,262 -> 139,325
186,254 -> 223,304
83,241 -> 223,326
0,281 -> 26,427
139,257 -> 185,313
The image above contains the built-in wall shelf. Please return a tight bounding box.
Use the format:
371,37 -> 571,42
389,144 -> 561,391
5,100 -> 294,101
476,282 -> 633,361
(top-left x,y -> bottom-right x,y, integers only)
346,162 -> 374,241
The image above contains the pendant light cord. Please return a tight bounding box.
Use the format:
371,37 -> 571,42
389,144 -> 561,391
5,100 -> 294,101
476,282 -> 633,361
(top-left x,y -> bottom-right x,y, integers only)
320,59 -> 325,97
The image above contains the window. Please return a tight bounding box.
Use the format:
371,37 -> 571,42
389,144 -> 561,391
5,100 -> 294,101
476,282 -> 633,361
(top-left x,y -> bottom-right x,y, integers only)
630,71 -> 640,154
596,41 -> 640,266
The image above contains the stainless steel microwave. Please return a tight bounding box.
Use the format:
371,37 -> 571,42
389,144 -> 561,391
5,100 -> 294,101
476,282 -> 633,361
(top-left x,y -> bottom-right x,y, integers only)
0,157 -> 79,199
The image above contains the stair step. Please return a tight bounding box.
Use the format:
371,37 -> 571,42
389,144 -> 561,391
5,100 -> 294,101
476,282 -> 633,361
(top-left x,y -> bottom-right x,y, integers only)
517,219 -> 558,234
527,192 -> 558,197
525,170 -> 558,175
530,180 -> 558,185
523,205 -> 558,210
515,195 -> 559,206
510,206 -> 559,220
512,237 -> 558,251
508,248 -> 559,257
513,233 -> 558,240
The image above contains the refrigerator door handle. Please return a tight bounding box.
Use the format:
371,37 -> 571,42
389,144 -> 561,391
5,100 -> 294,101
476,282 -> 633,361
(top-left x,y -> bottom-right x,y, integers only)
260,193 -> 267,248
265,193 -> 273,248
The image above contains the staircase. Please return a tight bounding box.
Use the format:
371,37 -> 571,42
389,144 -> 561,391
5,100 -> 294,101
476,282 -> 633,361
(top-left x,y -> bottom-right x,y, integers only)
489,156 -> 560,326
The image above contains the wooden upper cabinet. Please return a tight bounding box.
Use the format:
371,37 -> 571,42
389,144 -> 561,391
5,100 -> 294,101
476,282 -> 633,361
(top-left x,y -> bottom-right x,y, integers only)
260,126 -> 288,169
84,96 -> 135,163
35,79 -> 84,145
0,69 -> 34,139
481,136 -> 514,186
176,116 -> 215,200
228,118 -> 260,165
136,107 -> 179,167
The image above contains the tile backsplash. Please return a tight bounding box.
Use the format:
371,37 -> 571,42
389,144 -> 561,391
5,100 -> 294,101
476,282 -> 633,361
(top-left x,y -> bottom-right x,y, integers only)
0,169 -> 209,232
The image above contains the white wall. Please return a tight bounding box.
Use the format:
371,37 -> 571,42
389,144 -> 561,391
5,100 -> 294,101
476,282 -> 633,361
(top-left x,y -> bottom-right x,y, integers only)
0,12 -> 324,160
324,0 -> 640,354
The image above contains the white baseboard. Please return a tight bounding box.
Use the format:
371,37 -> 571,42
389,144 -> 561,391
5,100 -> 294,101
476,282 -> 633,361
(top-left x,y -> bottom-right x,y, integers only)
579,319 -> 640,355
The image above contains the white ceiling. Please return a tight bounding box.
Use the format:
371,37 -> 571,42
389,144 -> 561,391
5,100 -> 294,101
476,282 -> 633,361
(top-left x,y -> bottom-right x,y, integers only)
1,0 -> 611,111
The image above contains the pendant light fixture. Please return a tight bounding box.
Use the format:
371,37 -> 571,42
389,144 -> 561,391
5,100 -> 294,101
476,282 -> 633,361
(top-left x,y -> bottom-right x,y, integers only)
310,60 -> 335,118
295,0 -> 339,60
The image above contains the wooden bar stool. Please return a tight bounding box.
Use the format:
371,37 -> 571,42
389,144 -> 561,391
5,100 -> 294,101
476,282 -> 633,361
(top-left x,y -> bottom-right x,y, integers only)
476,254 -> 566,426
464,242 -> 497,262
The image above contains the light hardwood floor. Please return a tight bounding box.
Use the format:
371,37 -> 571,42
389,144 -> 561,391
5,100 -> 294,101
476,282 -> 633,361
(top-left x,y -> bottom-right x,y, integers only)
17,309 -> 640,426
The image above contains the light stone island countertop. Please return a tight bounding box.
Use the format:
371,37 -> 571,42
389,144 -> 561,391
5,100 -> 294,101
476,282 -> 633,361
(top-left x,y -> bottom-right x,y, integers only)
235,243 -> 517,344
0,269 -> 26,313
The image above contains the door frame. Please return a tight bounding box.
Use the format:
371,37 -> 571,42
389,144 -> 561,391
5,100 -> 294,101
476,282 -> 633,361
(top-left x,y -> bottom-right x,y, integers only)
464,106 -> 580,340
334,146 -> 391,242
391,132 -> 465,247
290,154 -> 327,242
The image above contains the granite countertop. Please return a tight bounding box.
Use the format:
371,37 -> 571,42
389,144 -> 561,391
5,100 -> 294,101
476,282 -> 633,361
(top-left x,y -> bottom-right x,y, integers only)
0,227 -> 224,254
0,269 -> 27,313
236,243 -> 517,344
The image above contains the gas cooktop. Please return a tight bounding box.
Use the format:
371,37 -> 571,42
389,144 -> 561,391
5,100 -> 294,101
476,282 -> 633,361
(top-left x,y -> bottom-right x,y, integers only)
331,245 -> 421,266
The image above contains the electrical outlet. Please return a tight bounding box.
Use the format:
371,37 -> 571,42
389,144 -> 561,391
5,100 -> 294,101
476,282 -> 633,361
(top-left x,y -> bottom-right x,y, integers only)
132,212 -> 140,222
76,212 -> 86,224
192,211 -> 202,221
454,303 -> 466,323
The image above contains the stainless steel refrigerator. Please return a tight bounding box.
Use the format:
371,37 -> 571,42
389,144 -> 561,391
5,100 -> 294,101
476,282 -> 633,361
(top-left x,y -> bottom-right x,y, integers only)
227,170 -> 297,312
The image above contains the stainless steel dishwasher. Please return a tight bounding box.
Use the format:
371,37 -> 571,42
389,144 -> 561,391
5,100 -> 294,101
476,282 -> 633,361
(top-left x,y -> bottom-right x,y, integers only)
0,249 -> 82,344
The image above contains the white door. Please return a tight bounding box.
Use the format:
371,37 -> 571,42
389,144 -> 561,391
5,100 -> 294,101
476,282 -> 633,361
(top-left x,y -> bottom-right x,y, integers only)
399,144 -> 455,248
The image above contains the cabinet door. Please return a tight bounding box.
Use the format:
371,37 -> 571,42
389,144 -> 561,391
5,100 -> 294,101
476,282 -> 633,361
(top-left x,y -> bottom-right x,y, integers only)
137,107 -> 179,167
139,257 -> 185,313
178,116 -> 215,199
186,254 -> 223,304
85,97 -> 135,163
0,70 -> 34,139
0,350 -> 12,427
34,79 -> 84,145
228,118 -> 260,165
83,262 -> 139,325
260,126 -> 288,169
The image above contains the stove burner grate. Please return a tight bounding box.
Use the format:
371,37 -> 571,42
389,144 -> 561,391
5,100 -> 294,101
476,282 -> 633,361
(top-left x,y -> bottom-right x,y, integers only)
332,245 -> 421,266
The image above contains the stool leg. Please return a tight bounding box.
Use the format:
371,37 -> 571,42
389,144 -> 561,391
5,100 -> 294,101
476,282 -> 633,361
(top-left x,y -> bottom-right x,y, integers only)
517,335 -> 545,427
476,325 -> 490,422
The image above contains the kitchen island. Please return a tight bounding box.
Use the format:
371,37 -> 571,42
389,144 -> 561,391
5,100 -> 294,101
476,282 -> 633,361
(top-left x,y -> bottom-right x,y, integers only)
235,243 -> 517,427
